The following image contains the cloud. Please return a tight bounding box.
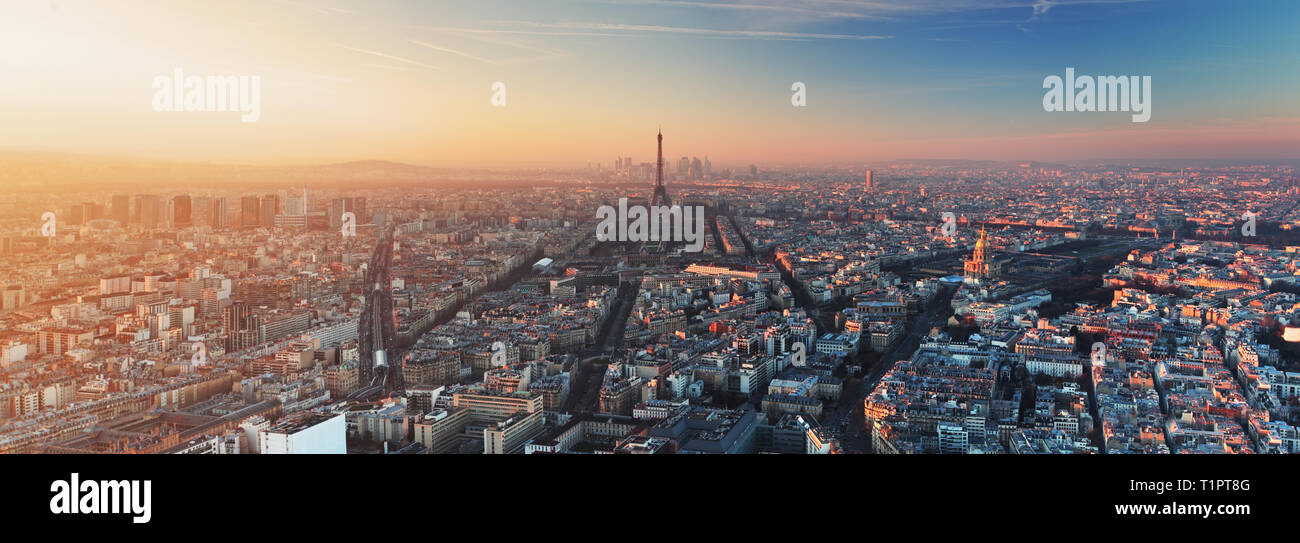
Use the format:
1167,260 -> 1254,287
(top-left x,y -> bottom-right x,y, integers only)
270,0 -> 353,16
334,44 -> 440,71
590,0 -> 893,20
586,1 -> 1150,25
1029,1 -> 1055,21
408,40 -> 498,64
407,28 -> 575,65
1022,0 -> 1153,22
362,63 -> 425,73
493,21 -> 892,40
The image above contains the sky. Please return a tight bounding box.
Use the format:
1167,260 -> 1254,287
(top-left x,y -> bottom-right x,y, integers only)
0,0 -> 1297,167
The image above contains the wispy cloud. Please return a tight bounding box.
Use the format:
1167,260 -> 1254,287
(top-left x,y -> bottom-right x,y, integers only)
408,40 -> 498,64
589,0 -> 894,20
856,73 -> 1020,98
584,0 -> 1150,24
270,0 -> 353,16
334,43 -> 439,71
403,28 -> 575,65
420,26 -> 629,39
362,63 -> 425,73
491,21 -> 892,40
1029,0 -> 1055,21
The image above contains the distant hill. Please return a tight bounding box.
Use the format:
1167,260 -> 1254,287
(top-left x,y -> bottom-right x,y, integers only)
0,152 -> 540,193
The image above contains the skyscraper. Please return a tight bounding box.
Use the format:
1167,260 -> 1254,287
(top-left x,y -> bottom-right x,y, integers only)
211,198 -> 229,229
138,195 -> 162,228
173,195 -> 192,227
286,190 -> 306,216
111,195 -> 130,225
329,197 -> 355,229
241,196 -> 261,228
260,194 -> 280,228
81,202 -> 103,222
192,196 -> 210,227
131,195 -> 144,224
161,198 -> 175,228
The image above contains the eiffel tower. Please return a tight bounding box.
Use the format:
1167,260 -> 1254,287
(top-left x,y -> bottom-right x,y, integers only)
651,128 -> 671,207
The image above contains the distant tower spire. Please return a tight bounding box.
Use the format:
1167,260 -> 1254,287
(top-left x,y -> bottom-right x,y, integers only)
652,128 -> 671,206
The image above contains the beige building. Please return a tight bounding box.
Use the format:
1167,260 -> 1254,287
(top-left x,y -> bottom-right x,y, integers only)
325,364 -> 359,399
453,389 -> 544,424
413,407 -> 470,454
484,410 -> 544,454
37,328 -> 94,356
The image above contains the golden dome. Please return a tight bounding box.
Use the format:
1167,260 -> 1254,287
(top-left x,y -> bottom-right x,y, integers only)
974,227 -> 988,251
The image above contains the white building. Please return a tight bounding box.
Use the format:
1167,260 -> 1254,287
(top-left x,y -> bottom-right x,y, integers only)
0,341 -> 28,367
815,333 -> 855,356
938,422 -> 969,454
259,413 -> 345,454
1024,353 -> 1084,378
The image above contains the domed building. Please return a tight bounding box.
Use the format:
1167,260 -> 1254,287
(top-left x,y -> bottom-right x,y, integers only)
963,226 -> 1003,284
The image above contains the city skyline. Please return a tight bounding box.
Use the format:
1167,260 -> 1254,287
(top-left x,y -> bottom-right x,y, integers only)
8,158 -> 1300,458
8,2 -> 1300,531
2,0 -> 1297,166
